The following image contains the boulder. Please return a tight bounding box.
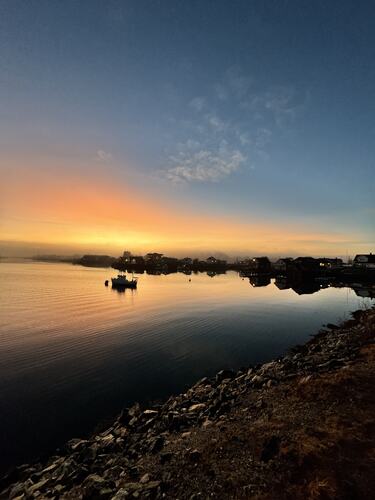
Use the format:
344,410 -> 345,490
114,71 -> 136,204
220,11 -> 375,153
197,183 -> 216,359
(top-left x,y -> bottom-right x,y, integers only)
149,435 -> 165,453
139,473 -> 150,484
215,369 -> 235,383
188,449 -> 202,462
188,403 -> 206,412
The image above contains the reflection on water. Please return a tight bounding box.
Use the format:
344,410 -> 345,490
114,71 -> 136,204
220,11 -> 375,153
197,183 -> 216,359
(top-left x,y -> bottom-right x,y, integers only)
249,275 -> 271,287
0,261 -> 373,472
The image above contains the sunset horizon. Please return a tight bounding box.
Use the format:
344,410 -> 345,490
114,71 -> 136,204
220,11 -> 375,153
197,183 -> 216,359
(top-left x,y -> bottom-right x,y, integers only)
1,2 -> 374,259
1,156 -> 372,259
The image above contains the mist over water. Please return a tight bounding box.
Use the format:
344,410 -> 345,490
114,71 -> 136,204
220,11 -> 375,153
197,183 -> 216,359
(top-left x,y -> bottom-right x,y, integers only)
0,261 -> 373,472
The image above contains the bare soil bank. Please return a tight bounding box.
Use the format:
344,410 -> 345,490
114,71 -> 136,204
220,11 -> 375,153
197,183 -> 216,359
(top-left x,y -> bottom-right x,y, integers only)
1,307 -> 374,499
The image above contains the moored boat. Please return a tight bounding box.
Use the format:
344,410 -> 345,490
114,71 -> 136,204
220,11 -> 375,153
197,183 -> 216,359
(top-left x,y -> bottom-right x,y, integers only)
111,273 -> 138,288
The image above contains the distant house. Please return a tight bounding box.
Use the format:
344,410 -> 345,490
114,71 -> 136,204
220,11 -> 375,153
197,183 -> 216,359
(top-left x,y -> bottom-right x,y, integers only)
248,257 -> 271,273
238,258 -> 251,267
273,258 -> 293,273
353,253 -> 375,269
161,257 -> 179,267
129,256 -> 145,266
206,256 -> 227,266
180,257 -> 193,266
317,257 -> 343,269
206,256 -> 218,264
293,257 -> 319,272
145,252 -> 163,263
122,250 -> 132,263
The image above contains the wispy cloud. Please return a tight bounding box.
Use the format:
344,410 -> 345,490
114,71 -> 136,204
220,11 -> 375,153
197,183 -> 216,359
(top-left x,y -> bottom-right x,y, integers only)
214,66 -> 253,101
189,97 -> 206,112
225,66 -> 253,99
162,68 -> 308,184
96,149 -> 112,162
214,83 -> 228,101
206,113 -> 226,132
235,127 -> 271,149
165,143 -> 246,183
240,85 -> 308,128
255,128 -> 272,148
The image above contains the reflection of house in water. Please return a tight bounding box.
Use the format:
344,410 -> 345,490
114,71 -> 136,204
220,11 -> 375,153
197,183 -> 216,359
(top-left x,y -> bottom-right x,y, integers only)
275,275 -> 322,294
275,276 -> 292,290
207,270 -> 226,277
207,270 -> 217,278
146,269 -> 162,275
249,275 -> 271,287
291,281 -> 321,295
352,284 -> 375,298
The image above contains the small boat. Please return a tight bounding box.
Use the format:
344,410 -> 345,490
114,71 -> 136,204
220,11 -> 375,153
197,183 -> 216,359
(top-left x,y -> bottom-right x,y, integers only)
111,273 -> 138,289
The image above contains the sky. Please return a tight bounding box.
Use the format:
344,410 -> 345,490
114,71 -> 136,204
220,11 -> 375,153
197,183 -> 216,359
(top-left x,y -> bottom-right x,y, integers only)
0,0 -> 374,258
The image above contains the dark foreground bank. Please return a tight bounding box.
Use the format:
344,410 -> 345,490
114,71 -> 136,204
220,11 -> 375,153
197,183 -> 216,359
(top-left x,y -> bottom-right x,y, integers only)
1,307 -> 374,499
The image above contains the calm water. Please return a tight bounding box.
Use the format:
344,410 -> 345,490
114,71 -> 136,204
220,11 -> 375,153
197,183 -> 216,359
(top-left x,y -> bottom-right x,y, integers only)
0,261 -> 373,471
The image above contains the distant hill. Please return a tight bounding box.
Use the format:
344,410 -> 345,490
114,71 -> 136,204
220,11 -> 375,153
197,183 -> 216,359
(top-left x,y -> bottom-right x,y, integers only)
74,254 -> 117,268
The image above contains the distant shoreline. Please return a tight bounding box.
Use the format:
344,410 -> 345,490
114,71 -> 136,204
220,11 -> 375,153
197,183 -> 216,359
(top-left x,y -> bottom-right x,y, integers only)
18,254 -> 375,288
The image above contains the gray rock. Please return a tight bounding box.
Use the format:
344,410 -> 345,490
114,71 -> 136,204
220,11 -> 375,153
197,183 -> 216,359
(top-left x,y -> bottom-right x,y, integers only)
216,369 -> 235,382
149,435 -> 165,453
9,482 -> 26,499
188,403 -> 206,412
142,409 -> 158,417
251,375 -> 264,386
139,473 -> 150,484
128,403 -> 141,418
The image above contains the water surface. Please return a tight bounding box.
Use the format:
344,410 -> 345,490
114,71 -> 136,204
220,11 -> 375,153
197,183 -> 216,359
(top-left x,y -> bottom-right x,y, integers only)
0,261 -> 373,471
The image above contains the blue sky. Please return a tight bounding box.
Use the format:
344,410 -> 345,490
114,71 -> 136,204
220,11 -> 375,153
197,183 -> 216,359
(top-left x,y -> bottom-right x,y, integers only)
0,0 -> 374,256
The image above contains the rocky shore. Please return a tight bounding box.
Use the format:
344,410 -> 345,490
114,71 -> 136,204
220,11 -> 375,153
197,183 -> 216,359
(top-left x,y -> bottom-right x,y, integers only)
1,307 -> 374,500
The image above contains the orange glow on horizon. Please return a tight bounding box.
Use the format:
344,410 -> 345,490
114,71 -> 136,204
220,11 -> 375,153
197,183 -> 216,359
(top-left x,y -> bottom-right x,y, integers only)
0,162 -> 369,257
